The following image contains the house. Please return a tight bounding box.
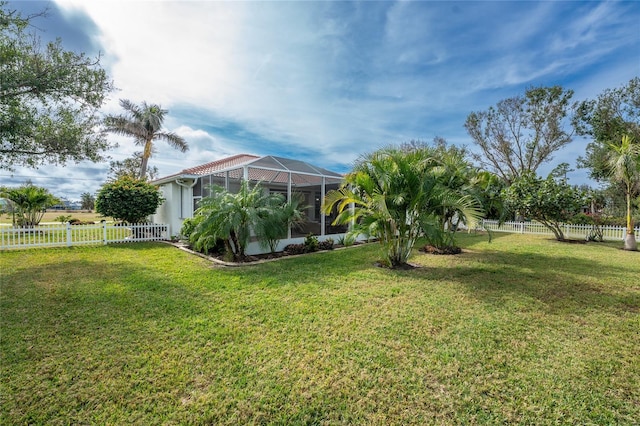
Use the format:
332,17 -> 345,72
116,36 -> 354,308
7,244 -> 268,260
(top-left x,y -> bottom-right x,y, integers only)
150,154 -> 349,254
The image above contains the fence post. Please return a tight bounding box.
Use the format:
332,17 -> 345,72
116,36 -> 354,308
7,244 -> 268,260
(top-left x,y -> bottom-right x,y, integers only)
565,224 -> 570,239
103,221 -> 108,245
66,223 -> 72,247
520,222 -> 524,234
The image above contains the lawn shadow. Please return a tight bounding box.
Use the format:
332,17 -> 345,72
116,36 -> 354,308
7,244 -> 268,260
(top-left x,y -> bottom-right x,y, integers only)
411,248 -> 639,315
1,257 -> 215,346
223,243 -> 382,288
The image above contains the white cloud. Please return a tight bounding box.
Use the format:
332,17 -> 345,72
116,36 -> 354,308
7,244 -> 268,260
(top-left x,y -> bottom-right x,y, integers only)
31,0 -> 638,199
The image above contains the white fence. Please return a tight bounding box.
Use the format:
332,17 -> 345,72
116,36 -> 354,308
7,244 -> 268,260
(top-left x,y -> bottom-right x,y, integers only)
0,222 -> 170,250
480,219 -> 640,242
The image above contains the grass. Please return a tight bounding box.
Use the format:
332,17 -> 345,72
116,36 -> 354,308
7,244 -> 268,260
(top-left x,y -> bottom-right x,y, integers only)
1,233 -> 638,424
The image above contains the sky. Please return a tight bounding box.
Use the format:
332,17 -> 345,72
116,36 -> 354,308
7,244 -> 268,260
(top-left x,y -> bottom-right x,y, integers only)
3,0 -> 640,201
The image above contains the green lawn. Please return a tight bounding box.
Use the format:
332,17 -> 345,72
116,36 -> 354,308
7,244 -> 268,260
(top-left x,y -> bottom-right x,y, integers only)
1,234 -> 638,424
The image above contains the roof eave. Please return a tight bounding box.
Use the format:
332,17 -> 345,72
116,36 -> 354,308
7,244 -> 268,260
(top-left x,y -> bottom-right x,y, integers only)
151,174 -> 199,186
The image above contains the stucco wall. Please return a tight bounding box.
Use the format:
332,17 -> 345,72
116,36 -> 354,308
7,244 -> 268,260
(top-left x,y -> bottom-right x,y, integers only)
152,182 -> 195,237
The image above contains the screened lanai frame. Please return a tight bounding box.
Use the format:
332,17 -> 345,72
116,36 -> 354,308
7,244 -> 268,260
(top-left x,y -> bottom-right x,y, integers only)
189,155 -> 348,238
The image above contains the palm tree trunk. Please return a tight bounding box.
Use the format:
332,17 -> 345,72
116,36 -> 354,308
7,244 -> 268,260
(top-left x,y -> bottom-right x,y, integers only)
624,190 -> 638,251
139,140 -> 153,180
626,191 -> 633,235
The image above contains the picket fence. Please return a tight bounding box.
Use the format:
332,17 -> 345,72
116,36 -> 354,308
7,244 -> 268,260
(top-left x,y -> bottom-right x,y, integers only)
480,219 -> 640,242
0,222 -> 170,250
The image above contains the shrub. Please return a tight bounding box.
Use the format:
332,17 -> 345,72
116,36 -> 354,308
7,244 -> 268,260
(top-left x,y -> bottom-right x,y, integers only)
54,215 -> 73,224
180,217 -> 202,239
69,218 -> 95,225
318,238 -> 334,251
569,213 -> 595,225
284,243 -> 306,255
95,176 -> 163,223
337,234 -> 356,247
304,234 -> 319,252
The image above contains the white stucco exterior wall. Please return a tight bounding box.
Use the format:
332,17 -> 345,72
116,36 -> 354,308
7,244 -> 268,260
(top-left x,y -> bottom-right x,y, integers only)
152,180 -> 196,237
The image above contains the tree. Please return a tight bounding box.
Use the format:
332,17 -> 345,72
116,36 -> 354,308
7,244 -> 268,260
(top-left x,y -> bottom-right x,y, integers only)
573,77 -> 640,181
189,180 -> 302,260
104,99 -> 188,179
0,3 -> 114,170
95,176 -> 163,223
323,146 -> 482,269
465,86 -> 574,184
549,162 -> 574,184
108,152 -> 159,182
606,135 -> 640,251
253,194 -> 306,253
502,173 -> 585,241
573,79 -> 640,250
0,182 -> 60,226
469,170 -> 506,220
405,139 -> 504,241
80,192 -> 95,211
424,141 -> 483,248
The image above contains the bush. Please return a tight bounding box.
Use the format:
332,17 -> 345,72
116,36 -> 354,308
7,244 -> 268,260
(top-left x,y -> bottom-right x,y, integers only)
337,234 -> 356,247
284,243 -> 306,255
599,216 -> 631,227
180,217 -> 202,239
69,218 -> 95,225
569,213 -> 595,225
304,234 -> 319,252
54,215 -> 73,224
95,176 -> 163,223
318,238 -> 334,251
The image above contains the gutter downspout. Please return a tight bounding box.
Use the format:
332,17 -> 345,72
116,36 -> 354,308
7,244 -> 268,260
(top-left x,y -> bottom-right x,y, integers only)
176,178 -> 198,220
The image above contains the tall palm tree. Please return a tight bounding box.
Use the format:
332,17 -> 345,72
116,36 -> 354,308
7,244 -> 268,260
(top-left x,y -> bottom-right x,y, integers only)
607,135 -> 640,251
104,99 -> 188,180
323,146 -> 482,268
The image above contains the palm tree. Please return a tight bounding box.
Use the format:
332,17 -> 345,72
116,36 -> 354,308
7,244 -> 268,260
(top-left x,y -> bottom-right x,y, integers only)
0,183 -> 60,226
254,193 -> 306,253
428,144 -> 482,247
607,135 -> 640,251
190,181 -> 303,260
104,99 -> 188,180
323,146 -> 482,268
469,170 -> 505,220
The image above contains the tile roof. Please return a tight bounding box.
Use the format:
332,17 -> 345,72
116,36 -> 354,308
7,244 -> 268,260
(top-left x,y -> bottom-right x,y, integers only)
181,154 -> 260,175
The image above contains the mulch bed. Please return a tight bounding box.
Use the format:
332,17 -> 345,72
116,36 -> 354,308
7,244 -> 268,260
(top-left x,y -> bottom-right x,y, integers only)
174,242 -> 365,265
419,245 -> 463,255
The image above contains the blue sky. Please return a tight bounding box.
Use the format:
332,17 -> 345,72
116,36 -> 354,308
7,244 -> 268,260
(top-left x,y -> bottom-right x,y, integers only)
4,0 -> 640,201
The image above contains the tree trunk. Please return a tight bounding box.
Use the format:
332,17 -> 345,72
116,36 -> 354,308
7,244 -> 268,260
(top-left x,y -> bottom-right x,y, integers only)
139,155 -> 149,180
552,226 -> 565,241
139,140 -> 152,180
623,233 -> 637,251
542,220 -> 564,241
624,191 -> 637,251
